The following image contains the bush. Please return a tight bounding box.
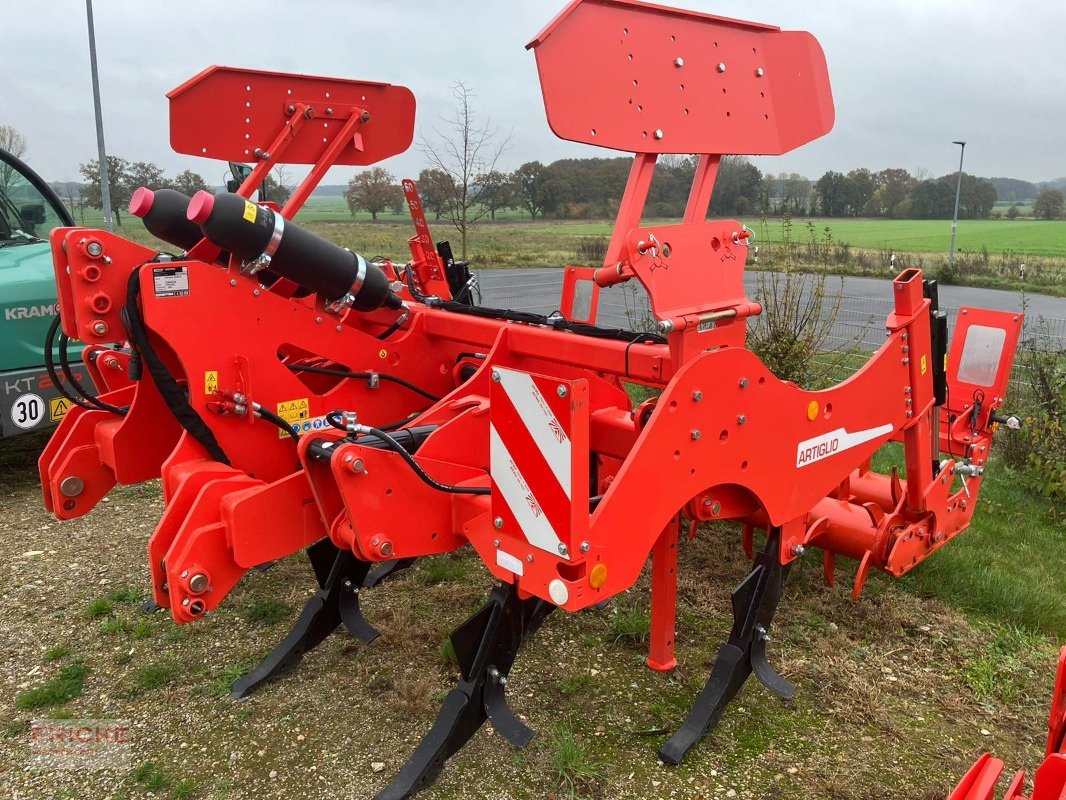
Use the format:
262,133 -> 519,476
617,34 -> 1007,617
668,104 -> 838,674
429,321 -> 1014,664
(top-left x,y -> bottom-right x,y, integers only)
748,216 -> 850,388
575,235 -> 608,264
999,317 -> 1066,499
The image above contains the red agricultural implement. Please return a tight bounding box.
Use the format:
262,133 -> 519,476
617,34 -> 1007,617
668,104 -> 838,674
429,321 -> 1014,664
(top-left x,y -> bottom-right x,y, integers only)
39,0 -> 1032,796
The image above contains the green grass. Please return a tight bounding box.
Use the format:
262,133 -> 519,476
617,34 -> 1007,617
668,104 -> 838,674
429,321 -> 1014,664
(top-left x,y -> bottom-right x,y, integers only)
753,217 -> 1066,258
560,673 -> 595,696
99,617 -> 131,635
16,662 -> 89,710
133,660 -> 181,693
607,603 -> 651,645
243,598 -> 291,626
84,598 -> 115,618
132,761 -> 173,792
417,553 -> 473,585
107,586 -> 143,604
549,721 -> 602,794
870,443 -> 1066,637
132,620 -> 154,639
43,644 -> 71,663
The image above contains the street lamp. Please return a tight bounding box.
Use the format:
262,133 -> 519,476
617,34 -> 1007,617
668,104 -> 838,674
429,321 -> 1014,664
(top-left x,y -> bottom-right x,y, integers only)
948,140 -> 966,267
86,0 -> 112,231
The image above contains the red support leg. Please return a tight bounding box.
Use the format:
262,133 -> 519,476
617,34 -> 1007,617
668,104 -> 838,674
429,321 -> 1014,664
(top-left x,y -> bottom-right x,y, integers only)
647,515 -> 680,672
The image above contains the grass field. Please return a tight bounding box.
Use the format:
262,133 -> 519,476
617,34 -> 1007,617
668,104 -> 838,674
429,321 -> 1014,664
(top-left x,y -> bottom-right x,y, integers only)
88,196 -> 1066,296
281,198 -> 1066,259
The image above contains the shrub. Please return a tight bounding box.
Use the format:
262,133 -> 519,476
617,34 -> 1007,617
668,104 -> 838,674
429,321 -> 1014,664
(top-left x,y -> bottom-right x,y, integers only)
748,216 -> 850,388
575,235 -> 608,264
999,317 -> 1066,499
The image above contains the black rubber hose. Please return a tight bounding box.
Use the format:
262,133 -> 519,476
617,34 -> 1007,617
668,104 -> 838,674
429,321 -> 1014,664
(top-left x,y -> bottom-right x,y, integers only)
58,330 -> 128,416
122,267 -> 231,465
356,426 -> 490,496
44,315 -> 96,412
256,407 -> 299,441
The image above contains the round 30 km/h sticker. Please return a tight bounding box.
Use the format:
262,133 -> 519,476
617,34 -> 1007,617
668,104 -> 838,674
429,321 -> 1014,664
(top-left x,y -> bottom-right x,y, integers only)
10,393 -> 46,430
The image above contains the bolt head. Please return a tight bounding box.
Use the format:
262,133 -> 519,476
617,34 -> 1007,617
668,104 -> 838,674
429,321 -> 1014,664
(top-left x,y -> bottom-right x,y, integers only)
493,516 -> 504,529
755,67 -> 765,77
674,57 -> 684,68
654,129 -> 664,140
711,501 -> 721,516
791,544 -> 805,556
557,384 -> 568,398
557,543 -> 569,556
717,62 -> 726,73
189,573 -> 209,593
491,370 -> 501,383
92,321 -> 108,336
739,378 -> 749,389
690,429 -> 701,441
86,241 -> 103,257
737,414 -> 747,425
579,541 -> 590,554
351,458 -> 365,473
229,279 -> 237,287
378,540 -> 394,557
59,476 -> 85,497
692,390 -> 703,402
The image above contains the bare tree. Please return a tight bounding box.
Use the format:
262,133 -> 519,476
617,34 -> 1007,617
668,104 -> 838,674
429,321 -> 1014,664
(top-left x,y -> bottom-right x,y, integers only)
420,81 -> 511,258
0,125 -> 29,194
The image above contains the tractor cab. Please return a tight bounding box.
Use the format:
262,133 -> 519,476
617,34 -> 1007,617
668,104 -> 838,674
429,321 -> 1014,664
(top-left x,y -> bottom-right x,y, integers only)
0,147 -> 80,436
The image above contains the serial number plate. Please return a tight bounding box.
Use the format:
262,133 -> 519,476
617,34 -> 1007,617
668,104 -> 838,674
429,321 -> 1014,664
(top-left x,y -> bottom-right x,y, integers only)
152,266 -> 190,298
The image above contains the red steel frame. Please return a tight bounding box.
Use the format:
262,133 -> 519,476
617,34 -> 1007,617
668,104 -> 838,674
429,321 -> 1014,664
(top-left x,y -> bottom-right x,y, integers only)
37,0 -> 1031,792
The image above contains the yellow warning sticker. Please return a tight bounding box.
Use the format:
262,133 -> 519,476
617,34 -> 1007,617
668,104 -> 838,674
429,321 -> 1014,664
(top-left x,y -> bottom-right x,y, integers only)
204,370 -> 219,396
920,355 -> 928,375
276,398 -> 310,438
378,349 -> 388,359
242,200 -> 258,223
49,396 -> 73,422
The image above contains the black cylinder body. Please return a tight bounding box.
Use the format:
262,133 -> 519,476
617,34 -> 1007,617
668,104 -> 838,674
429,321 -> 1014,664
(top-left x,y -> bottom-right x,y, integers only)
130,188 -> 206,251
188,191 -> 401,311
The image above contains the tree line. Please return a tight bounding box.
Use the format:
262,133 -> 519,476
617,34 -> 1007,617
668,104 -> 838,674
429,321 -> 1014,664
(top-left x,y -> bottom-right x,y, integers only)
345,158 -> 1064,224
48,157 -> 292,226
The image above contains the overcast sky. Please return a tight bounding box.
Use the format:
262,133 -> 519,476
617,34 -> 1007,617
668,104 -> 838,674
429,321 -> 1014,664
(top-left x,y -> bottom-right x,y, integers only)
6,0 -> 1065,187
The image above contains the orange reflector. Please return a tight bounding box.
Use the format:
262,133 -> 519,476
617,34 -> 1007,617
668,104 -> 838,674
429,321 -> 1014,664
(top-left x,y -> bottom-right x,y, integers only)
589,563 -> 608,589
806,400 -> 820,421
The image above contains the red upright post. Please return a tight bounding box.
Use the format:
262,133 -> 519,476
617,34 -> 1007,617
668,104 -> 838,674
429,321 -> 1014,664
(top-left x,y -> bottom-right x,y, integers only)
647,515 -> 680,672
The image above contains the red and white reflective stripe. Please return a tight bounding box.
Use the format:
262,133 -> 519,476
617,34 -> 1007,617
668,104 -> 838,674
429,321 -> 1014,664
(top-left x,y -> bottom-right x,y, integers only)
495,368 -> 572,497
490,424 -> 563,555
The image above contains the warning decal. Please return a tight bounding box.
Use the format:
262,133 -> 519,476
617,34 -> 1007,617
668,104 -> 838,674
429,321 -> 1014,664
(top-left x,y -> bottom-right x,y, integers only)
276,398 -> 310,438
49,397 -> 73,422
242,200 -> 258,223
152,266 -> 190,298
204,371 -> 218,396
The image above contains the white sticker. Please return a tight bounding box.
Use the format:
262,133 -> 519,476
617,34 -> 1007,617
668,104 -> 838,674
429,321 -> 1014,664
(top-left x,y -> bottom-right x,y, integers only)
796,423 -> 893,468
11,393 -> 46,429
495,549 -> 524,576
152,266 -> 190,298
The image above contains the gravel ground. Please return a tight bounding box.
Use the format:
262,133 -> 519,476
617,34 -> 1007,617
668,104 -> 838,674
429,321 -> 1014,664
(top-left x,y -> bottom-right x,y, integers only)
1,431 -> 1057,800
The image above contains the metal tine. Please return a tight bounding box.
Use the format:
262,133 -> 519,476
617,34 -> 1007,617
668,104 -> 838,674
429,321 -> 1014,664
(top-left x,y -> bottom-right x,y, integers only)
375,583 -> 553,800
660,528 -> 793,766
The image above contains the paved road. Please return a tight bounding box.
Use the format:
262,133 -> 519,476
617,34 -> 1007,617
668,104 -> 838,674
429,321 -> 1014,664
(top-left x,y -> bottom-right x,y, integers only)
474,268 -> 1065,349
